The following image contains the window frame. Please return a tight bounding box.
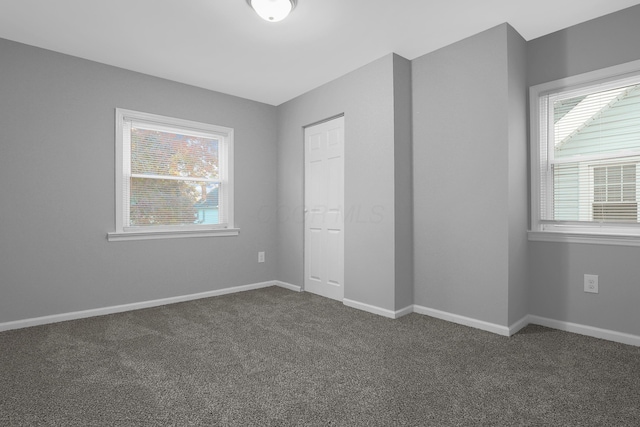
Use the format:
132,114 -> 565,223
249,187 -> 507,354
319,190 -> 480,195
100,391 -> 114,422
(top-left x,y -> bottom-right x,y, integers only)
108,108 -> 238,242
529,59 -> 640,247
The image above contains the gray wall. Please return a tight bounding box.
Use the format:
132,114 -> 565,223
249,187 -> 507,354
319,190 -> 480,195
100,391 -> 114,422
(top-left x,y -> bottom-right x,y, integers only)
0,38 -> 277,323
276,54 -> 404,311
527,4 -> 640,87
507,26 -> 529,325
393,55 -> 414,311
527,4 -> 640,336
412,24 -> 527,327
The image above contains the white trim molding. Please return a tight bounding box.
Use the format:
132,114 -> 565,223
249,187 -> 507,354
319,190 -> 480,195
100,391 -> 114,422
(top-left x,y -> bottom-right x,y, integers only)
528,230 -> 640,247
394,305 -> 414,319
528,315 -> 640,347
508,315 -> 530,336
108,228 -> 240,242
343,299 -> 413,319
3,283 -> 638,348
274,281 -> 302,292
0,281 -> 286,333
413,305 -> 511,336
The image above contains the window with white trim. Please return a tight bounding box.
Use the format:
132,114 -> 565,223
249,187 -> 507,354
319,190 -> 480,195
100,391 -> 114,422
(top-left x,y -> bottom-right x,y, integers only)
530,61 -> 640,243
108,109 -> 236,241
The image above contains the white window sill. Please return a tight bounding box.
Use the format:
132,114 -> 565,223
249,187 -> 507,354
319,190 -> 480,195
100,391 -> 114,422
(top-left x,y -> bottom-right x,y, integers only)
528,230 -> 640,247
107,228 -> 240,242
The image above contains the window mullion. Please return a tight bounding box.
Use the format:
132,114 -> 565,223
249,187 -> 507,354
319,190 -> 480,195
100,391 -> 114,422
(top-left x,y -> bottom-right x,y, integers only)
130,173 -> 221,183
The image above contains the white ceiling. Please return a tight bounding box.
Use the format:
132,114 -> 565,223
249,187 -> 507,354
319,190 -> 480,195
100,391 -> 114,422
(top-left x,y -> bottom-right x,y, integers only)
1,0 -> 639,106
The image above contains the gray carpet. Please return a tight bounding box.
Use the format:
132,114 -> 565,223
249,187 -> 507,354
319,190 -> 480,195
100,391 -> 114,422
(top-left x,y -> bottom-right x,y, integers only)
1,286 -> 639,426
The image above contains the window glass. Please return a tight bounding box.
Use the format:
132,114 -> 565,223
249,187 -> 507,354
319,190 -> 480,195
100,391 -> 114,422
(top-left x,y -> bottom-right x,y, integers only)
129,126 -> 220,227
110,109 -> 234,240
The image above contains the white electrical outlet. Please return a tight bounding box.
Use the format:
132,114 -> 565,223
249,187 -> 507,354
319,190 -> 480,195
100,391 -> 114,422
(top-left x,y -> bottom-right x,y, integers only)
258,251 -> 265,263
584,274 -> 598,294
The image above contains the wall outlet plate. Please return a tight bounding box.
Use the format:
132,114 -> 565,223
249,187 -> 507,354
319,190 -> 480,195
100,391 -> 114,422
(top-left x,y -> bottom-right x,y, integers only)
584,274 -> 598,294
258,251 -> 265,263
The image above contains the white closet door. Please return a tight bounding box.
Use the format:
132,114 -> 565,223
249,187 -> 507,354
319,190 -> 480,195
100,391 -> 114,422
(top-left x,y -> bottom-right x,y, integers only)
304,116 -> 344,301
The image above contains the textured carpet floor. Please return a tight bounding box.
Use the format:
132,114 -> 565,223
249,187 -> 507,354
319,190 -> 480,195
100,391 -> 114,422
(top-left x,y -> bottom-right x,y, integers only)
1,286 -> 639,426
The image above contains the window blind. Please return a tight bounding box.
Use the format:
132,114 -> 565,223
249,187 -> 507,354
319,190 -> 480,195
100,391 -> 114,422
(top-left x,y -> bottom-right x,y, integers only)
539,80 -> 640,225
122,118 -> 225,228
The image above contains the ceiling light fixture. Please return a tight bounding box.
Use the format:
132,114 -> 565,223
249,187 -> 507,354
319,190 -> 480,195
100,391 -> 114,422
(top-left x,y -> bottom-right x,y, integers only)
247,0 -> 297,22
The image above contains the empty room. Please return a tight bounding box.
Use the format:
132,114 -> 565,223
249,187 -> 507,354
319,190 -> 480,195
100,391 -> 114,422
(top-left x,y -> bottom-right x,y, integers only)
1,0 -> 639,425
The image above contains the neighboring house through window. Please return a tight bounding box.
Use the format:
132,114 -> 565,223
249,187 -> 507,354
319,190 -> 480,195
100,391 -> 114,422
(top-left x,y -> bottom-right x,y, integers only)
530,60 -> 640,244
592,163 -> 637,222
195,186 -> 220,224
108,109 -> 237,241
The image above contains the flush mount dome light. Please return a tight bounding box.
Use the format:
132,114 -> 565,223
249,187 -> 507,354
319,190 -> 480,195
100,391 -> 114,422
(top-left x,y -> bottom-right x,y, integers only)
247,0 -> 297,22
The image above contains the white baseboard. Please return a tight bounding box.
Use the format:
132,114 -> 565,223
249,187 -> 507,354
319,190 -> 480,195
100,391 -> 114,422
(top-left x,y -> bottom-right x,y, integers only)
413,304 -> 511,336
528,315 -> 640,347
3,283 -> 637,347
0,280 -> 284,333
395,304 -> 414,318
274,281 -> 302,292
509,315 -> 530,336
343,298 -> 412,319
339,299 -> 640,347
